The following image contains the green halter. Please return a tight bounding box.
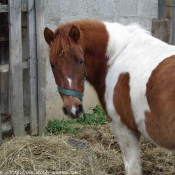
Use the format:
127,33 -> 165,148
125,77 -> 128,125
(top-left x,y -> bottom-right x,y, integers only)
57,64 -> 88,101
57,77 -> 86,101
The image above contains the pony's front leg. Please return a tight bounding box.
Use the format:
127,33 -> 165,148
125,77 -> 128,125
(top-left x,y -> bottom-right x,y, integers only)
110,119 -> 141,175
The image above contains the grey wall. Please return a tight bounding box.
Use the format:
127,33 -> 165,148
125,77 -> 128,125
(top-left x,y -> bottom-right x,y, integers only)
44,0 -> 158,122
45,0 -> 158,28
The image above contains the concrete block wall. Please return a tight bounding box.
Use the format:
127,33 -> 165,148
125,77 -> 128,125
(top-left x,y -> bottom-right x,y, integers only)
44,0 -> 158,121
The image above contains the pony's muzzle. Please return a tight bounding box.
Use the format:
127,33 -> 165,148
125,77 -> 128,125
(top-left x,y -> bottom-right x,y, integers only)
62,104 -> 83,119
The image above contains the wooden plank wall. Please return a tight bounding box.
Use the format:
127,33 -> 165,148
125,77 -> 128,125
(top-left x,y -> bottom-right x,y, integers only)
35,0 -> 46,135
0,109 -> 1,145
0,4 -> 8,144
27,0 -> 38,135
0,0 -> 46,140
0,1 -> 9,116
8,0 -> 24,136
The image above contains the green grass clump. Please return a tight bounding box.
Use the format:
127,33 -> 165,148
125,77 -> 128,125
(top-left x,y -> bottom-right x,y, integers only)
47,105 -> 108,134
47,119 -> 78,134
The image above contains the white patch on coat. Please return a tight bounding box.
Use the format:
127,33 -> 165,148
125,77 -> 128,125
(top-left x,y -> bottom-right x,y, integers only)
104,21 -> 175,140
71,105 -> 77,116
67,77 -> 72,88
110,119 -> 141,175
103,21 -> 175,174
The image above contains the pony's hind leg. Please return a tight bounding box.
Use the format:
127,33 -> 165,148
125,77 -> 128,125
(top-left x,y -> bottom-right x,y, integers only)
110,119 -> 141,175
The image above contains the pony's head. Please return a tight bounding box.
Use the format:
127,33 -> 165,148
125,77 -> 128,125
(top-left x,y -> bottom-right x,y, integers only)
44,25 -> 87,119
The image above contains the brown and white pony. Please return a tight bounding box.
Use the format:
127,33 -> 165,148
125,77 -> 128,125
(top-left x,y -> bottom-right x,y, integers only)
44,20 -> 175,175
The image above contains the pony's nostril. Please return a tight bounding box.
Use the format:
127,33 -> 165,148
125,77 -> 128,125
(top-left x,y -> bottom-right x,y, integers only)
62,106 -> 68,115
76,110 -> 79,117
78,104 -> 83,113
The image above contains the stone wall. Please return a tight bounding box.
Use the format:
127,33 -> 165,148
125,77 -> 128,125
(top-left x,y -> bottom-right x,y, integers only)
44,0 -> 158,121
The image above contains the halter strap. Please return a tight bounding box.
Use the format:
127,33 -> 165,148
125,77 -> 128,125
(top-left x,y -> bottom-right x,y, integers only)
57,64 -> 88,101
57,77 -> 86,101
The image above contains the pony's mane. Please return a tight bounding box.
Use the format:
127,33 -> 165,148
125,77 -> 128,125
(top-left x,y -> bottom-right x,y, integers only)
50,20 -> 152,61
126,23 -> 152,45
49,20 -> 101,59
50,25 -> 74,60
127,23 -> 150,34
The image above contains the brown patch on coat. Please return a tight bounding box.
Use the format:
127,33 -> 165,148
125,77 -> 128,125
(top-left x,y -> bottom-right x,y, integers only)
145,55 -> 175,150
113,73 -> 138,132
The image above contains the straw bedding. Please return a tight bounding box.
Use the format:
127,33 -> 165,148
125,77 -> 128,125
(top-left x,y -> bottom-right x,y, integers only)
0,124 -> 175,175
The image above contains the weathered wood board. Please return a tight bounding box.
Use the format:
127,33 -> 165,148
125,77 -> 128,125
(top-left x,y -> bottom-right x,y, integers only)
152,18 -> 170,43
27,0 -> 38,135
35,0 -> 46,135
9,0 -> 24,136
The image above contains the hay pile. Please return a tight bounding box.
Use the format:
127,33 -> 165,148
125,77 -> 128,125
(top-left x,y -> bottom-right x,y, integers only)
0,124 -> 175,175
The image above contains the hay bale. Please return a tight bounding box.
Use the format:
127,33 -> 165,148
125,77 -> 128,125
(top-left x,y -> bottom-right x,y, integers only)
0,135 -> 123,174
0,124 -> 174,175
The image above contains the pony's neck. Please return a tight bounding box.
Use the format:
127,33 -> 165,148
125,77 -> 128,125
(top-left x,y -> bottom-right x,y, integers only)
80,21 -> 130,110
79,21 -> 150,110
80,21 -> 109,110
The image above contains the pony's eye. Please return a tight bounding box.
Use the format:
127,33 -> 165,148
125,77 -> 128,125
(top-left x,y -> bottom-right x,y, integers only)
79,59 -> 84,65
51,64 -> 55,69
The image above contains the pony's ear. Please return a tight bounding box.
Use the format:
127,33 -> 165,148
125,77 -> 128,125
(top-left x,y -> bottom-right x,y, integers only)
69,25 -> 80,43
44,27 -> 54,45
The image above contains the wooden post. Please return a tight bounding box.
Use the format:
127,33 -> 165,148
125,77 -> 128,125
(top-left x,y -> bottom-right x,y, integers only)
35,0 -> 46,135
0,44 -> 9,116
8,0 -> 24,136
0,107 -> 2,145
152,18 -> 170,43
27,0 -> 38,135
158,0 -> 166,19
